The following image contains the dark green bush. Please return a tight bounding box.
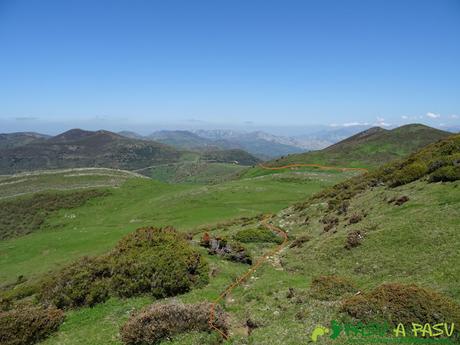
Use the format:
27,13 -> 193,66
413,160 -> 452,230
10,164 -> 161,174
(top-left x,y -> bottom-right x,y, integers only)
233,227 -> 283,244
109,227 -> 209,298
40,227 -> 209,309
0,282 -> 40,312
389,161 -> 428,187
0,305 -> 64,345
341,283 -> 460,327
309,275 -> 357,301
429,165 -> 460,182
120,302 -> 228,345
40,256 -> 111,309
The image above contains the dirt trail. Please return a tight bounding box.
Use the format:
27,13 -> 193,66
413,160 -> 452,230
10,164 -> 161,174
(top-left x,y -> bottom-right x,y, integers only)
208,163 -> 368,340
208,215 -> 288,340
259,163 -> 368,173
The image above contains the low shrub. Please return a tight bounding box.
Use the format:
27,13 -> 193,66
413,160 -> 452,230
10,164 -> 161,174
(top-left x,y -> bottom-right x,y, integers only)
120,302 -> 228,345
0,305 -> 64,345
390,162 -> 428,187
348,213 -> 363,224
345,230 -> 364,250
341,283 -> 460,327
233,227 -> 283,244
321,216 -> 339,232
109,227 -> 209,298
1,282 -> 41,312
40,256 -> 111,309
394,195 -> 409,206
40,227 -> 209,309
289,235 -> 310,248
429,165 -> 460,182
309,275 -> 357,301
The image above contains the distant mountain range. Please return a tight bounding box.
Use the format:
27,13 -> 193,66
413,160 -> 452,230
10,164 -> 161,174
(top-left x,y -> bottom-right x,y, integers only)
266,124 -> 453,168
1,124 -> 456,175
0,129 -> 260,175
119,129 -> 306,159
117,126 -> 400,159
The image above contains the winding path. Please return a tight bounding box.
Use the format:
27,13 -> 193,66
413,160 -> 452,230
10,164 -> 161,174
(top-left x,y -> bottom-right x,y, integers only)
208,215 -> 289,340
208,162 -> 368,340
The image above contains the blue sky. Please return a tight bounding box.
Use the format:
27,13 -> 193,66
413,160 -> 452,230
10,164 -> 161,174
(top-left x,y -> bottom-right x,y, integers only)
0,0 -> 459,134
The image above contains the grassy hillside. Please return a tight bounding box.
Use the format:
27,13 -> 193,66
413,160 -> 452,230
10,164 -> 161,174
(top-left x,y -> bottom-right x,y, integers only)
266,124 -> 452,169
149,133 -> 459,345
0,168 -> 354,287
2,134 -> 459,345
201,149 -> 261,165
147,162 -> 247,184
0,168 -> 145,199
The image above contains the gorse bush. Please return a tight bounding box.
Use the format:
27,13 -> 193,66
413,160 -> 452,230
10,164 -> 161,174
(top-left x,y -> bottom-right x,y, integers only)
341,283 -> 460,327
233,227 -> 283,244
0,189 -> 109,240
40,256 -> 111,309
389,161 -> 428,187
309,275 -> 357,301
0,305 -> 64,345
40,227 -> 209,309
120,302 -> 228,345
109,227 -> 208,298
429,165 -> 460,182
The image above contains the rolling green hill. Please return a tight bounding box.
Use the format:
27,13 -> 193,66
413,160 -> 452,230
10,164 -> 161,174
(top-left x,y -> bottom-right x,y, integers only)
266,124 -> 452,169
146,162 -> 247,184
0,168 -> 145,199
0,129 -> 183,174
1,133 -> 459,345
0,129 -> 261,176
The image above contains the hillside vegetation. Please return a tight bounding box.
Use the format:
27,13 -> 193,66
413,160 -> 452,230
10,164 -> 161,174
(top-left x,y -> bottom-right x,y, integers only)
0,168 -> 144,199
0,168 -> 353,288
146,162 -> 247,184
0,189 -> 109,240
0,129 -> 261,176
1,131 -> 459,345
267,124 -> 452,168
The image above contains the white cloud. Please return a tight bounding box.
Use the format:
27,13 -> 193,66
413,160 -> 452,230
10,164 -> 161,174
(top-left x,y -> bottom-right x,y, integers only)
426,112 -> 441,119
329,122 -> 370,127
374,117 -> 391,127
451,114 -> 459,119
401,115 -> 408,120
342,122 -> 369,127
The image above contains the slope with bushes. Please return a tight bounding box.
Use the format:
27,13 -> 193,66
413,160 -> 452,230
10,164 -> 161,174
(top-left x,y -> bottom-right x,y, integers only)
266,124 -> 452,168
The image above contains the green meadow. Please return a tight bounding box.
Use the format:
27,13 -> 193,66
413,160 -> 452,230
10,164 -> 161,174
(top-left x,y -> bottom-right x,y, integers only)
0,168 -> 354,286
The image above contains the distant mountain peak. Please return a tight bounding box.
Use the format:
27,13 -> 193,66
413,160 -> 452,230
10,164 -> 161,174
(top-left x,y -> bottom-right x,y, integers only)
50,128 -> 95,142
50,129 -> 124,143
